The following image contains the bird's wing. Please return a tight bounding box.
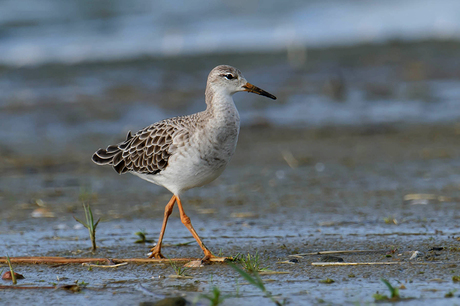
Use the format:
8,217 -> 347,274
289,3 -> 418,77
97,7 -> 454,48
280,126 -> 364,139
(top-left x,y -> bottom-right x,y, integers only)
92,119 -> 188,174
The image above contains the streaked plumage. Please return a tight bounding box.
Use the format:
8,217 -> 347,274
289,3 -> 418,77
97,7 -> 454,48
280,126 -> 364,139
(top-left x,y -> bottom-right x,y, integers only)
92,115 -> 194,175
92,65 -> 276,260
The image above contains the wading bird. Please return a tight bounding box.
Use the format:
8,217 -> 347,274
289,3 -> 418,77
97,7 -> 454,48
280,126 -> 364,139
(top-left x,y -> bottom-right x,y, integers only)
92,65 -> 276,261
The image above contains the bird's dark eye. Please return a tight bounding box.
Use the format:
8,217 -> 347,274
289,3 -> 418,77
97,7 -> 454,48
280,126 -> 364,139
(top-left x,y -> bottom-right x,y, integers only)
224,74 -> 234,80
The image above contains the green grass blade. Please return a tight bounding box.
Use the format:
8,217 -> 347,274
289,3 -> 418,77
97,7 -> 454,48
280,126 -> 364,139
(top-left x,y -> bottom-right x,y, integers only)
87,205 -> 94,227
381,278 -> 399,298
73,216 -> 90,229
94,217 -> 101,229
6,255 -> 17,285
229,263 -> 265,291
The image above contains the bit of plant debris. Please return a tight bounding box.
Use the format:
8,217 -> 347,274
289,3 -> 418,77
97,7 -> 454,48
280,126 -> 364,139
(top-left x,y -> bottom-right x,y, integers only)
410,251 -> 421,260
373,279 -> 400,302
312,262 -> 400,266
2,271 -> 25,281
444,290 -> 455,298
134,231 -> 154,244
58,284 -> 83,293
289,249 -> 383,256
319,278 -> 335,284
82,262 -> 128,268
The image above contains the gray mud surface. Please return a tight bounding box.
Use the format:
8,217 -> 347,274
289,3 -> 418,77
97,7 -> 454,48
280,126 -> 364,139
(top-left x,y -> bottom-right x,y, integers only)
2,125 -> 460,305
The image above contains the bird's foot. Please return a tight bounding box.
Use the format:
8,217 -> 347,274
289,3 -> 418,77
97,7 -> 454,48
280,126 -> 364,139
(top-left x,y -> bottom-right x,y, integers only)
200,253 -> 215,263
148,246 -> 165,259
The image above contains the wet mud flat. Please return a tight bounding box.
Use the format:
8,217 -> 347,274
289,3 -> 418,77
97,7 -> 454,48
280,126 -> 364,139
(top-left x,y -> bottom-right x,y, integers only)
1,124 -> 460,305
1,39 -> 460,304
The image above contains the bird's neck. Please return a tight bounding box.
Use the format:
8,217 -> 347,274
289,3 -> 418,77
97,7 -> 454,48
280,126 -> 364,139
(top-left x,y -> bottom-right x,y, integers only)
205,88 -> 239,121
203,87 -> 241,148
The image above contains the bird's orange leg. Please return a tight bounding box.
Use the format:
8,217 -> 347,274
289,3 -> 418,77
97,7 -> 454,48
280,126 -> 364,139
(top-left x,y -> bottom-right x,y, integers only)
149,195 -> 176,258
175,195 -> 214,260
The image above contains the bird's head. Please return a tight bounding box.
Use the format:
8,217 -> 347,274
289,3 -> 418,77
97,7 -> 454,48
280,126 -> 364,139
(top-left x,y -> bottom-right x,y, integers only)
206,65 -> 277,100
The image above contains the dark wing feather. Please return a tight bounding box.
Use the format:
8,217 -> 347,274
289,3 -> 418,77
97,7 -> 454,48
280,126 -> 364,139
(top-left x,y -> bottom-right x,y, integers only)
91,121 -> 180,175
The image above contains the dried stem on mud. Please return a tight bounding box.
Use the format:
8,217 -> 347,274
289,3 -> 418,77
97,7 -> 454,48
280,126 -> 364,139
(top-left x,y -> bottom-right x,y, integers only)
0,256 -> 227,265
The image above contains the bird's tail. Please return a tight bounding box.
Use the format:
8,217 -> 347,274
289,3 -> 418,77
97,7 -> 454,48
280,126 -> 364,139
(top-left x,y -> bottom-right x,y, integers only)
91,131 -> 133,173
91,145 -> 121,165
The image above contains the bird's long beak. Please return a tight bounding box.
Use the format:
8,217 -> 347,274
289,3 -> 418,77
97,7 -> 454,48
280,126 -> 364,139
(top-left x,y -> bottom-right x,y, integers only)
243,83 -> 277,100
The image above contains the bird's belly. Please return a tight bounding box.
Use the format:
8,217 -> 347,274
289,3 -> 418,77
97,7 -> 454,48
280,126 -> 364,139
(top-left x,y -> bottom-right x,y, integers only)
149,140 -> 233,194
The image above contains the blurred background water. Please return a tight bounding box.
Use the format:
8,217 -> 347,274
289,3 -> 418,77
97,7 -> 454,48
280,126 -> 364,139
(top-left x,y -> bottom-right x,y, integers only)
2,0 -> 460,65
1,0 -> 460,156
